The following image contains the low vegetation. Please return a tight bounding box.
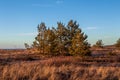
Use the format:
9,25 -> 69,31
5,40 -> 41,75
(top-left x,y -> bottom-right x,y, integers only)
0,49 -> 120,80
1,63 -> 120,80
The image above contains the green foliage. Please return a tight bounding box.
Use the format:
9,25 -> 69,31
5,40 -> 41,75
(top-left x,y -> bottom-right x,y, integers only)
68,21 -> 91,56
93,40 -> 104,48
115,38 -> 120,50
31,20 -> 91,56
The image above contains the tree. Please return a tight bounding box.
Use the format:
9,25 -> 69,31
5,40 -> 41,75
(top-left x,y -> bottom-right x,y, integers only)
24,43 -> 30,49
44,28 -> 58,55
55,22 -> 69,55
115,38 -> 120,49
93,40 -> 104,48
68,21 -> 91,56
34,23 -> 46,54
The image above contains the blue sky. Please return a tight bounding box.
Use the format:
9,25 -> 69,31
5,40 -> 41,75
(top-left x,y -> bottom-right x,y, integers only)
0,0 -> 120,49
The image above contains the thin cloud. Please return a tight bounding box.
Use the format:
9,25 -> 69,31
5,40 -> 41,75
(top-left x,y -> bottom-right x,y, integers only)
32,4 -> 53,7
32,0 -> 63,7
104,36 -> 112,39
18,32 -> 37,36
86,27 -> 98,30
56,0 -> 63,4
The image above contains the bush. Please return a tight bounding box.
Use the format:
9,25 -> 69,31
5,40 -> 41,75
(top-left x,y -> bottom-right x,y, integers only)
107,51 -> 116,56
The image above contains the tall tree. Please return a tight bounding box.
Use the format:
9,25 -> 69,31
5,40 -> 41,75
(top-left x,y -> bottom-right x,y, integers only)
69,22 -> 90,55
56,22 -> 68,55
34,23 -> 46,54
44,28 -> 58,55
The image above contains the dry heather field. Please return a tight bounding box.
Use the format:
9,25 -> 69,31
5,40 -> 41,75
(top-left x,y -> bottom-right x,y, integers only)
0,49 -> 120,80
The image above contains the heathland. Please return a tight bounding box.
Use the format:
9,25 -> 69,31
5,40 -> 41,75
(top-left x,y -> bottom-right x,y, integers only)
0,47 -> 120,80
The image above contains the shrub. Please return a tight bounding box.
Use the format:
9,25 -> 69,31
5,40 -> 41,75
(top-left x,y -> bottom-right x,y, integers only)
107,51 -> 116,56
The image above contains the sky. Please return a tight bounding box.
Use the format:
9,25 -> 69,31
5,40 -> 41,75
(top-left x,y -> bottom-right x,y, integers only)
0,0 -> 120,49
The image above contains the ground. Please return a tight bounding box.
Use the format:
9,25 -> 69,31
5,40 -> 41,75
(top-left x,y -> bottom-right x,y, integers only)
0,48 -> 120,80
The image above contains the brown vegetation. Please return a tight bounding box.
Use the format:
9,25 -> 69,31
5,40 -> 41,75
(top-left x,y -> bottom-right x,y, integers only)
1,62 -> 120,80
0,49 -> 120,80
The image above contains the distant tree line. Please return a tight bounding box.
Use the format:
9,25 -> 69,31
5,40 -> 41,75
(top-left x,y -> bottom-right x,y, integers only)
93,39 -> 120,50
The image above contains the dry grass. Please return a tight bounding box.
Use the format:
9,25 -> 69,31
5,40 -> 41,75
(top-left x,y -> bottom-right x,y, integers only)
0,62 -> 120,80
0,49 -> 120,80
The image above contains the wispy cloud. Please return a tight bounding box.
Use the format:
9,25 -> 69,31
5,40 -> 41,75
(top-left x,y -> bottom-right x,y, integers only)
17,32 -> 37,36
86,27 -> 98,30
56,0 -> 63,4
32,4 -> 53,7
32,0 -> 63,7
104,36 -> 112,39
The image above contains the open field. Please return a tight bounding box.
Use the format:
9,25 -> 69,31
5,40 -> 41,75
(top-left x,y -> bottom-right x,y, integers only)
0,49 -> 120,80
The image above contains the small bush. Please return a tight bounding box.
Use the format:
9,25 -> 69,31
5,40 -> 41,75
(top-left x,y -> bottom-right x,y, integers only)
107,51 -> 116,56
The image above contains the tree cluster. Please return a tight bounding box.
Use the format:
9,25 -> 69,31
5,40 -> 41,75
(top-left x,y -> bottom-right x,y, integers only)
26,20 -> 91,56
